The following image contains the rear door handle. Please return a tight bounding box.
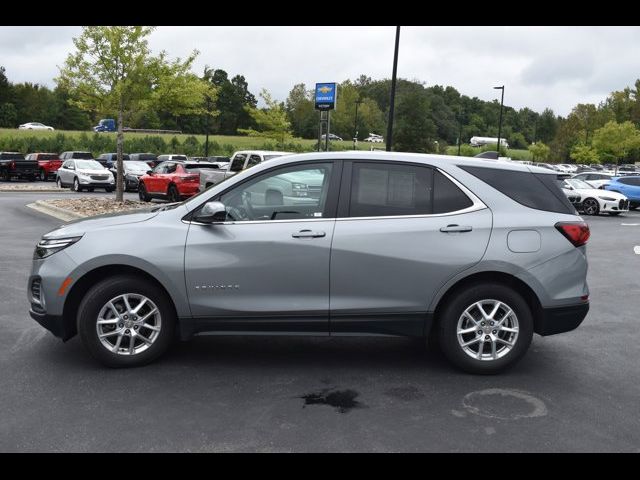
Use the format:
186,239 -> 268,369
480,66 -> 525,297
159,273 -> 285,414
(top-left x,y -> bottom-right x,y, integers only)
439,224 -> 473,233
292,229 -> 326,238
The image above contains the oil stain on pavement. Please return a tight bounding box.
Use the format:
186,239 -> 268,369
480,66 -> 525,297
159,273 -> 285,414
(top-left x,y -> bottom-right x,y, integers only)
300,388 -> 365,413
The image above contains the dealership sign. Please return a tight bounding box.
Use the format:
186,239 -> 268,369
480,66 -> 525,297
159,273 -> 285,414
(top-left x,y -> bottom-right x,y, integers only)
315,83 -> 337,110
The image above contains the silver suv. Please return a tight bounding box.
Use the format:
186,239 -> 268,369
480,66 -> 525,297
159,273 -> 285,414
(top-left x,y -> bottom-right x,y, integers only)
28,152 -> 590,373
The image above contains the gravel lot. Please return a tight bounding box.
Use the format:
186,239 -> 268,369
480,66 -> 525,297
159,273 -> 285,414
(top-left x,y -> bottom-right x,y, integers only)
1,190 -> 639,452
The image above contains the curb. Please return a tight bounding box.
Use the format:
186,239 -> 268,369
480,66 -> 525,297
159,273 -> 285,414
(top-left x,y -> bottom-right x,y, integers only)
1,188 -> 71,193
26,200 -> 87,222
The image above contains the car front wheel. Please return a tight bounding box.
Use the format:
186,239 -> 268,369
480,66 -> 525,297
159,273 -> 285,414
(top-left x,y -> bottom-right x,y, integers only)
437,283 -> 533,374
73,177 -> 82,192
56,177 -> 63,189
77,275 -> 176,367
582,198 -> 600,216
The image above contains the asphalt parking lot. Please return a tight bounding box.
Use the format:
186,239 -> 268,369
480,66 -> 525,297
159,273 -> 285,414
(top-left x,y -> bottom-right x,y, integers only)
1,190 -> 639,452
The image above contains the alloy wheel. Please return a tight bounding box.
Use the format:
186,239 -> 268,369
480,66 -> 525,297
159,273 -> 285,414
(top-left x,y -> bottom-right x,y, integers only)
95,293 -> 162,356
583,198 -> 599,215
456,299 -> 519,361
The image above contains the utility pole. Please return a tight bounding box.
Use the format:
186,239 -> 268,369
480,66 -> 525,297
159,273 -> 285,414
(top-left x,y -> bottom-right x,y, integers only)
494,85 -> 505,155
353,99 -> 363,150
386,26 -> 401,152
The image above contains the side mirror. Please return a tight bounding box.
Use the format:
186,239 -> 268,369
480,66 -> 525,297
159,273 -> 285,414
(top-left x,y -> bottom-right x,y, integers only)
146,170 -> 154,175
194,201 -> 227,223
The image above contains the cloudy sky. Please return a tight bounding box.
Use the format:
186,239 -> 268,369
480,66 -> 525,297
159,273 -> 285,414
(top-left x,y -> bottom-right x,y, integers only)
1,26 -> 639,116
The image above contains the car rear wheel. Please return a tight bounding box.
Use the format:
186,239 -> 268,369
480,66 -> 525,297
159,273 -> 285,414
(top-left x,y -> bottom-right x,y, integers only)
138,182 -> 151,202
437,283 -> 533,374
582,198 -> 600,216
77,275 -> 176,367
39,169 -> 47,181
1,170 -> 10,182
167,184 -> 180,203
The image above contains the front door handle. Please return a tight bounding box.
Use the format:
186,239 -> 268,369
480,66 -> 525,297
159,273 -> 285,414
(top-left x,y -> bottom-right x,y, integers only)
439,224 -> 473,233
292,229 -> 326,238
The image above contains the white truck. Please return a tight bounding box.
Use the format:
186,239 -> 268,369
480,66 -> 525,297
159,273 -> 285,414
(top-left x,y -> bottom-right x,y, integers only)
469,136 -> 509,148
199,150 -> 292,192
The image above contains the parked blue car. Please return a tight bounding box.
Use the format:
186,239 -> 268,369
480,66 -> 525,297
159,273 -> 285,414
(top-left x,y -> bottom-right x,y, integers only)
606,176 -> 640,209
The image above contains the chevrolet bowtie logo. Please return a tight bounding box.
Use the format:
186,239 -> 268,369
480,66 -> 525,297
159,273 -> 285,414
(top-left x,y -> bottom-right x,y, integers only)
318,86 -> 332,94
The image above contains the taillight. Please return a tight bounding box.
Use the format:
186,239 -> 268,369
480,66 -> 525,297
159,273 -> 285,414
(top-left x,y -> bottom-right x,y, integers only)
184,174 -> 199,182
555,221 -> 590,247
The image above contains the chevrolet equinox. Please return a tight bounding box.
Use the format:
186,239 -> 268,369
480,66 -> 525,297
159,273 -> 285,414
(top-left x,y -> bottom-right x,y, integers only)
29,152 -> 590,373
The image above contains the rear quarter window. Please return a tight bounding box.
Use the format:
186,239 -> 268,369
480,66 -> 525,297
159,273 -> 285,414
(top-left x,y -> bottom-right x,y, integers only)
459,165 -> 576,214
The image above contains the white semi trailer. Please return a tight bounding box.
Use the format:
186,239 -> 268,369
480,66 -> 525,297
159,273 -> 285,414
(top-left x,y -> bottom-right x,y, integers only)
469,136 -> 509,148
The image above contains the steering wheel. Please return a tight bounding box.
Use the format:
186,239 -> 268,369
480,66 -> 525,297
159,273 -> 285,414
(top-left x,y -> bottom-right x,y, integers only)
241,192 -> 256,219
225,206 -> 249,222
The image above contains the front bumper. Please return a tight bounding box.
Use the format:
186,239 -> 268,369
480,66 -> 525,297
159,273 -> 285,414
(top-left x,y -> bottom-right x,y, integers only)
535,302 -> 589,336
29,309 -> 70,340
599,198 -> 629,213
79,182 -> 114,188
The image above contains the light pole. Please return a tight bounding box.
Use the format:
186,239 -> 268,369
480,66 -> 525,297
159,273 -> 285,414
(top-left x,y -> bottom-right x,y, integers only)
353,99 -> 363,150
204,95 -> 212,157
386,26 -> 401,152
457,108 -> 465,156
494,85 -> 504,155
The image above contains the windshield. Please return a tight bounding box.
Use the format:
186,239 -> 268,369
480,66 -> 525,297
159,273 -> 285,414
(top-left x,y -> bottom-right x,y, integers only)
125,161 -> 151,172
73,152 -> 93,159
565,178 -> 593,190
39,154 -> 58,160
75,160 -> 104,170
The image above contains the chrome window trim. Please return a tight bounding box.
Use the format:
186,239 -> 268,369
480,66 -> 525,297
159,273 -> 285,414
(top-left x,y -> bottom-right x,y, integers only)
185,166 -> 487,226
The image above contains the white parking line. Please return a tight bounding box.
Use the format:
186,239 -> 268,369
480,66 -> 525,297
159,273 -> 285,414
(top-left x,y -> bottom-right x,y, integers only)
621,223 -> 640,226
634,246 -> 640,255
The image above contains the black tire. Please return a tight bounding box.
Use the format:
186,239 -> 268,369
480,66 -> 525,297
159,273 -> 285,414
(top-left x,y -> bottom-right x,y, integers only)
609,212 -> 621,216
77,275 -> 176,368
630,202 -> 639,211
56,176 -> 63,189
437,283 -> 534,374
73,177 -> 82,192
167,184 -> 180,203
138,182 -> 151,202
39,169 -> 47,181
1,170 -> 10,182
582,198 -> 600,216
105,187 -> 114,193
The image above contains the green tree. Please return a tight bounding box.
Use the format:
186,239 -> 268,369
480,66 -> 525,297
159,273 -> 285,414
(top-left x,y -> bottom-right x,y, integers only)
240,89 -> 292,149
393,89 -> 437,153
570,143 -> 599,164
592,121 -> 640,165
528,142 -> 550,161
57,26 -> 213,201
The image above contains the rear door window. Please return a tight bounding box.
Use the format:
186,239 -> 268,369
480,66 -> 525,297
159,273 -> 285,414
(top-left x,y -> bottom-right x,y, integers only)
229,154 -> 246,172
349,162 -> 433,217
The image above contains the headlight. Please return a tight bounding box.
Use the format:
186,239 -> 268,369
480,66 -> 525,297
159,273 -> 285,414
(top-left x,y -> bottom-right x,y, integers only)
34,236 -> 82,259
598,196 -> 616,201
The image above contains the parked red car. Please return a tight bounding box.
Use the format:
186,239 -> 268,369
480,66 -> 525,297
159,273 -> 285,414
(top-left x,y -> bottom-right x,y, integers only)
138,161 -> 201,202
26,153 -> 62,181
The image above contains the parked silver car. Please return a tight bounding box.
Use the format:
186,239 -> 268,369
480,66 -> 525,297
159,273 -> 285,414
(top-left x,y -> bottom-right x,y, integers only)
29,152 -> 590,373
55,159 -> 115,192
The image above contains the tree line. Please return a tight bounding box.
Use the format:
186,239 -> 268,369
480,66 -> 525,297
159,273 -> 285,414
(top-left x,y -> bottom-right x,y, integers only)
2,31 -> 640,164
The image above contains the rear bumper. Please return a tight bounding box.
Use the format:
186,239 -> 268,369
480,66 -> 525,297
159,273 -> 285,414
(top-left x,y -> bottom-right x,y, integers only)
178,184 -> 200,197
29,309 -> 70,340
535,302 -> 589,336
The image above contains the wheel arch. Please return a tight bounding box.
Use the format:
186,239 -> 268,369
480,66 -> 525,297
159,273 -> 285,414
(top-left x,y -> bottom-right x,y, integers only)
429,271 -> 543,336
62,265 -> 179,340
